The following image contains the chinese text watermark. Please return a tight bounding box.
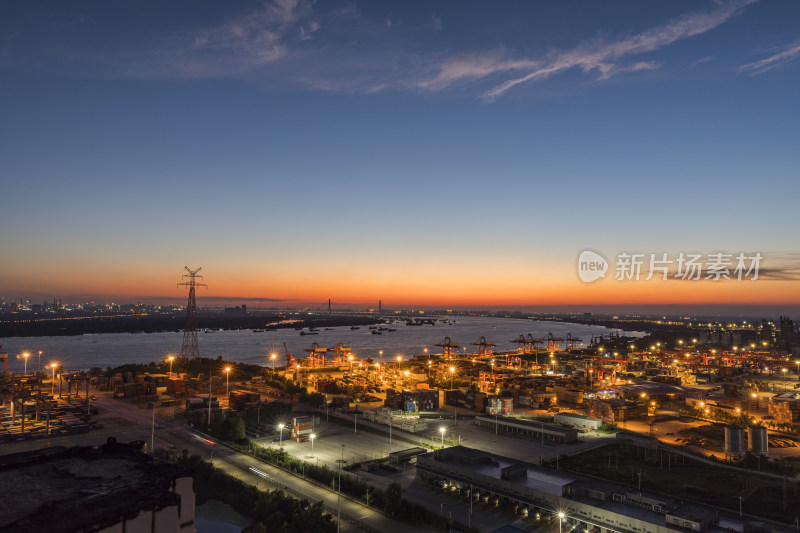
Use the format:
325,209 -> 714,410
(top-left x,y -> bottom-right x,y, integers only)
577,250 -> 763,283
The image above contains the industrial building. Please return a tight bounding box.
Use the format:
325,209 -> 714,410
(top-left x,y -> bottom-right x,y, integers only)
474,415 -> 579,444
768,393 -> 800,425
554,412 -> 602,430
588,398 -> 645,424
417,446 -> 790,533
0,438 -> 194,533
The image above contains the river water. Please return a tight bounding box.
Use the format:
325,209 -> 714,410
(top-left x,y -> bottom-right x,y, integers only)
0,316 -> 644,372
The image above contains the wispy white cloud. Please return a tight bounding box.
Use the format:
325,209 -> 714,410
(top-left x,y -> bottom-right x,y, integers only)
42,0 -> 760,99
416,50 -> 538,91
122,0 -> 313,78
739,40 -> 800,75
478,0 -> 756,100
432,14 -> 442,33
299,21 -> 321,41
691,55 -> 715,67
597,60 -> 662,80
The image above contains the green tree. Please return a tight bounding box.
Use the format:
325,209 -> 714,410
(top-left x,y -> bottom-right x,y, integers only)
384,482 -> 402,516
220,414 -> 246,441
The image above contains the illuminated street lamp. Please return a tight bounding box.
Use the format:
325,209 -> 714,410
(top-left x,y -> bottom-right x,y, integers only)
348,355 -> 354,373
558,512 -> 565,533
50,363 -> 58,395
449,366 -> 456,389
278,423 -> 285,446
310,433 -> 316,456
37,350 -> 42,373
225,366 -> 231,396
439,426 -> 445,446
271,353 -> 277,372
167,355 -> 175,375
22,352 -> 29,374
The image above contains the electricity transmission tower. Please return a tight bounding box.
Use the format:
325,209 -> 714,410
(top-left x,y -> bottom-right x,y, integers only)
178,266 -> 206,361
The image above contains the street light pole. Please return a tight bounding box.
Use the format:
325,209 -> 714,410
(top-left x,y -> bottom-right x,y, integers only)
310,433 -> 316,456
558,512 -> 565,533
50,363 -> 57,396
278,423 -> 285,446
225,366 -> 231,398
439,426 -> 445,446
337,444 -> 346,533
23,352 -> 29,374
38,350 -> 42,373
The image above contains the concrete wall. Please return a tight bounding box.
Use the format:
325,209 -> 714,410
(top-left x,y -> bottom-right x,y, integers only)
554,412 -> 602,429
174,476 -> 195,529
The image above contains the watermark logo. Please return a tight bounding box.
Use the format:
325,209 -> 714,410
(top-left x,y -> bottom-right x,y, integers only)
577,249 -> 608,283
577,249 -> 764,282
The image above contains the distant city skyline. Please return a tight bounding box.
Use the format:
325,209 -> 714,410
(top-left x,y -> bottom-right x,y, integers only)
1,1 -> 799,312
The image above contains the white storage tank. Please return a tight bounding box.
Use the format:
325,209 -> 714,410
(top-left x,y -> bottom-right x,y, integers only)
724,425 -> 745,456
748,426 -> 769,456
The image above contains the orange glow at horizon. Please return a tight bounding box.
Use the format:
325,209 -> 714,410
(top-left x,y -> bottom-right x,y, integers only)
5,259 -> 799,308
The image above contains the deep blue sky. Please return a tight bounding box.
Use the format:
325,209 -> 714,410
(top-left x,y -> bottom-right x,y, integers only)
1,1 -> 799,310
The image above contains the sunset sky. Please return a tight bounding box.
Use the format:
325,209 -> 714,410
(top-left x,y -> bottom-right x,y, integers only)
1,1 -> 799,313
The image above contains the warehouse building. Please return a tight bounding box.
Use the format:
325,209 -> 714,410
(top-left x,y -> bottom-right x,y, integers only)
474,415 -> 579,444
417,446 -> 789,533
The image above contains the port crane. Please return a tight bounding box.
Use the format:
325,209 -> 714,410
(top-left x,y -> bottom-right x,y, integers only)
435,337 -> 461,359
283,342 -> 297,369
471,337 -> 495,358
303,342 -> 328,367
